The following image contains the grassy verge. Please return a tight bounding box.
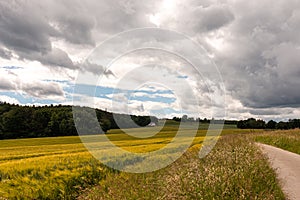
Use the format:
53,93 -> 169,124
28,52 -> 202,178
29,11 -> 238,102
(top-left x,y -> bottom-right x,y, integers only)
79,135 -> 285,200
255,129 -> 300,154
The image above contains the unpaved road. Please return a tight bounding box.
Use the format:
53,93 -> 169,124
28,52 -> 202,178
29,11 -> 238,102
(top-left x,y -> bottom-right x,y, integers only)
257,143 -> 300,200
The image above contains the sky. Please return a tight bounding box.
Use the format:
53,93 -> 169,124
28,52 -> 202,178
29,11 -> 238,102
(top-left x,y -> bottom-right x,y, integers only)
0,0 -> 300,121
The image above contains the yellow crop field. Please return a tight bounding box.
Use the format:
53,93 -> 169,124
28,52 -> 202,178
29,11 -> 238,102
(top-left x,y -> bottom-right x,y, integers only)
0,126 -> 278,199
0,125 -> 210,199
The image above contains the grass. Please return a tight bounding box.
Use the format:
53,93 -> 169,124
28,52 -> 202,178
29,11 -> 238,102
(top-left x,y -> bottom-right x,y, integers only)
79,134 -> 285,200
254,129 -> 300,154
0,124 -> 283,199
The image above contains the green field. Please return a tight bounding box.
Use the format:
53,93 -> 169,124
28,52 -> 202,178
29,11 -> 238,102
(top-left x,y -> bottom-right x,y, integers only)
0,124 -> 284,199
255,129 -> 300,155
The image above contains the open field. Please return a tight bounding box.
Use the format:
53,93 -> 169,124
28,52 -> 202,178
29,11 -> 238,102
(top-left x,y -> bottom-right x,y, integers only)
79,134 -> 285,200
0,124 -> 283,199
254,129 -> 300,155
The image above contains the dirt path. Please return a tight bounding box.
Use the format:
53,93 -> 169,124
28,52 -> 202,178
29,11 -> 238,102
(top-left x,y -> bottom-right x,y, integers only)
257,143 -> 300,200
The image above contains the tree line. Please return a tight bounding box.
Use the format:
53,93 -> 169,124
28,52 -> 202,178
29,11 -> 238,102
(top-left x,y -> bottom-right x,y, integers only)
172,115 -> 238,125
172,115 -> 300,130
237,118 -> 300,129
0,102 -> 157,139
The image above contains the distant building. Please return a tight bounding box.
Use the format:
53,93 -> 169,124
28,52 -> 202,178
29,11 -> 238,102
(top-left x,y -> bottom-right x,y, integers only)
148,122 -> 156,127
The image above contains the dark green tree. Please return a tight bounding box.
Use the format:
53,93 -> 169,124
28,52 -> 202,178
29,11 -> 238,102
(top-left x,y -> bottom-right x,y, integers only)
266,120 -> 277,129
100,119 -> 111,133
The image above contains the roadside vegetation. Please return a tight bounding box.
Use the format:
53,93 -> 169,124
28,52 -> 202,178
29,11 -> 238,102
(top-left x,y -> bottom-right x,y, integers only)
255,129 -> 300,155
79,134 -> 285,200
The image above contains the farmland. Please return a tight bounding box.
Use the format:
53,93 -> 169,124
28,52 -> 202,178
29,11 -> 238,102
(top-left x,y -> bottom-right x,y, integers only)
0,123 -> 286,199
79,134 -> 285,200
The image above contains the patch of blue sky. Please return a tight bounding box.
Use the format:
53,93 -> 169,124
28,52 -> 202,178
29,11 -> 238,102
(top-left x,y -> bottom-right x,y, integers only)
0,92 -> 59,105
177,75 -> 188,79
71,84 -> 176,103
73,84 -> 115,98
72,84 -> 155,96
1,66 -> 23,70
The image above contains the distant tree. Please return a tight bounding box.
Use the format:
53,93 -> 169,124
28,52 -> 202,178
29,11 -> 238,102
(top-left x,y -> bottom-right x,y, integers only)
276,121 -> 288,130
288,119 -> 300,129
150,116 -> 159,124
181,115 -> 188,122
237,120 -> 246,129
266,120 -> 277,129
188,117 -> 195,122
31,109 -> 50,136
255,119 -> 266,129
237,118 -> 265,129
203,118 -> 209,123
1,107 -> 33,138
47,113 -> 60,136
100,119 -> 111,133
172,117 -> 181,122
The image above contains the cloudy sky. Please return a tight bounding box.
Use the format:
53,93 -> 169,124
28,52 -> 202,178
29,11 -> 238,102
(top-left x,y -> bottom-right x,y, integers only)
0,0 -> 300,121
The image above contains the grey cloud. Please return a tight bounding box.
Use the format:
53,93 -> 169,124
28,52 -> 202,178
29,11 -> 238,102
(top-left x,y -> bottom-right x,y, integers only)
0,76 -> 16,90
22,82 -> 64,99
79,60 -> 116,76
0,48 -> 12,60
194,4 -> 235,32
0,71 -> 64,99
56,16 -> 95,45
159,2 -> 235,34
38,48 -> 76,69
49,1 -> 96,45
215,0 -> 300,109
0,0 -> 157,71
249,109 -> 281,116
80,61 -> 104,75
0,1 -> 55,54
16,48 -> 77,69
90,0 -> 155,34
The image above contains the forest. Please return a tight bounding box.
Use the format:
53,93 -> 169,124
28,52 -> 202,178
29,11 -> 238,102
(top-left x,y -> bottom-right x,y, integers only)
0,102 -> 157,139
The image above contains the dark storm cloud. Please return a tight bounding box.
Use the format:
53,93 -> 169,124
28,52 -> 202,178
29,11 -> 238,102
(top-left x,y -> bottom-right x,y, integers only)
249,109 -> 281,116
0,0 -> 96,68
0,48 -> 12,60
215,0 -> 300,109
0,1 -> 76,69
0,0 -> 156,70
0,1 -> 57,53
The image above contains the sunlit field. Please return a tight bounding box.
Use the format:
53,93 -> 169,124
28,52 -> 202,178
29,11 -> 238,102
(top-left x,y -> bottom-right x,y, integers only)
0,123 -> 282,199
